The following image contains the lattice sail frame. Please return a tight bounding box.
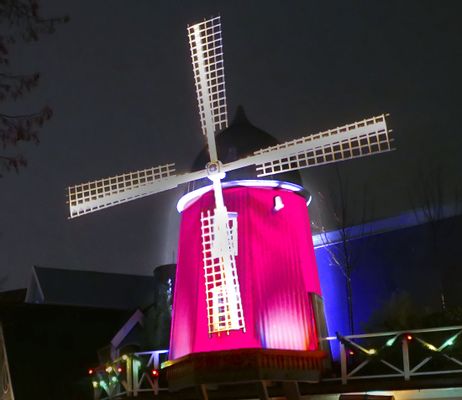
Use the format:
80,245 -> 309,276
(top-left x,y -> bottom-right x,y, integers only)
188,16 -> 228,144
254,114 -> 391,176
68,163 -> 176,218
201,210 -> 244,335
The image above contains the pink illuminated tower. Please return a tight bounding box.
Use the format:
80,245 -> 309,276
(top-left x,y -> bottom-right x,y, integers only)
170,111 -> 323,360
65,15 -> 393,394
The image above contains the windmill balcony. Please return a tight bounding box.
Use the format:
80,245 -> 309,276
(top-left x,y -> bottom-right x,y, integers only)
87,326 -> 462,399
87,350 -> 169,400
321,325 -> 462,387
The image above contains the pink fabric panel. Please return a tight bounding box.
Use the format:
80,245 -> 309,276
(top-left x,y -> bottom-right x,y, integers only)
170,185 -> 321,360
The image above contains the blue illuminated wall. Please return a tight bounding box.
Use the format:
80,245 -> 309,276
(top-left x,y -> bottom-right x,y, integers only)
315,213 -> 462,338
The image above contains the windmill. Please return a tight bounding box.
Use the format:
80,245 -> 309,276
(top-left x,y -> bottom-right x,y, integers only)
67,16 -> 392,361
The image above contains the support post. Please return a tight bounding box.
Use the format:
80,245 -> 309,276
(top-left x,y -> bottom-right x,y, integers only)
282,381 -> 301,400
256,380 -> 270,400
197,384 -> 209,400
402,337 -> 410,380
132,358 -> 140,396
126,356 -> 133,397
153,352 -> 160,395
340,342 -> 347,384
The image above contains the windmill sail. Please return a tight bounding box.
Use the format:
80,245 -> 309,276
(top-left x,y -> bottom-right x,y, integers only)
67,164 -> 207,218
221,114 -> 393,176
254,114 -> 392,176
188,15 -> 228,161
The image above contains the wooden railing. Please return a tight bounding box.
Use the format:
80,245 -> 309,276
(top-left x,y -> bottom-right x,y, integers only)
89,326 -> 462,397
321,325 -> 462,384
89,350 -> 168,399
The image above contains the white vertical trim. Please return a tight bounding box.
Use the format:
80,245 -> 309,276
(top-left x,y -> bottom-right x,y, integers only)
25,266 -> 45,304
0,324 -> 15,400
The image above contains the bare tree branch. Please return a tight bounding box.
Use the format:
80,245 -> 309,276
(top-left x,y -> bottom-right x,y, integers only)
316,166 -> 373,334
409,163 -> 461,311
0,0 -> 67,176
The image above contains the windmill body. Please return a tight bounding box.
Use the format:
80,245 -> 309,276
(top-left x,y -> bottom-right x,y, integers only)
66,16 -> 393,379
170,110 -> 321,359
171,180 -> 321,359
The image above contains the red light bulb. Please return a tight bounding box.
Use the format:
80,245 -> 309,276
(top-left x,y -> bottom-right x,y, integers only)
88,368 -> 94,375
151,369 -> 159,377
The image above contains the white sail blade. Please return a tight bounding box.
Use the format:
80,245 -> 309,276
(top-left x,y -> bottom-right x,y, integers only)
255,114 -> 392,176
188,16 -> 228,161
221,114 -> 393,176
67,164 -> 207,218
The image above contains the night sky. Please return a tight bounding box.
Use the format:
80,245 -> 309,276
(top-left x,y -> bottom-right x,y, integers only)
1,1 -> 461,290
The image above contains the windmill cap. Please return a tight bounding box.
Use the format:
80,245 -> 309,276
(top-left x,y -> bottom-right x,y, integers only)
190,106 -> 303,186
231,105 -> 250,126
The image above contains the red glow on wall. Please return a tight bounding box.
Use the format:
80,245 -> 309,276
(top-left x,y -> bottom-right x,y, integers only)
169,184 -> 322,360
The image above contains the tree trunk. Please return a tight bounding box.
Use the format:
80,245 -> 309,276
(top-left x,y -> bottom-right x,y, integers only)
431,228 -> 446,311
346,276 -> 354,334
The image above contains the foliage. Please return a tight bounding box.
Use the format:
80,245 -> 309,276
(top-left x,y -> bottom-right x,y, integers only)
364,291 -> 423,332
0,0 -> 68,176
422,306 -> 462,328
365,291 -> 462,332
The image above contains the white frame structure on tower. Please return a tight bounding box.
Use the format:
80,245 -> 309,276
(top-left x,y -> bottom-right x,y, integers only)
188,16 -> 228,161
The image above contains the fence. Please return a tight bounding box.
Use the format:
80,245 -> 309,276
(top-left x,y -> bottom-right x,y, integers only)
89,350 -> 168,399
89,326 -> 462,397
321,325 -> 462,384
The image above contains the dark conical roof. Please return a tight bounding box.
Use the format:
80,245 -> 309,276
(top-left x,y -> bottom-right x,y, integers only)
190,106 -> 302,190
231,105 -> 252,125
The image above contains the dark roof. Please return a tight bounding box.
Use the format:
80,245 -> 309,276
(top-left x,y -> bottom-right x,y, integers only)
27,266 -> 155,310
0,303 -> 128,400
189,106 -> 303,191
0,289 -> 26,304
